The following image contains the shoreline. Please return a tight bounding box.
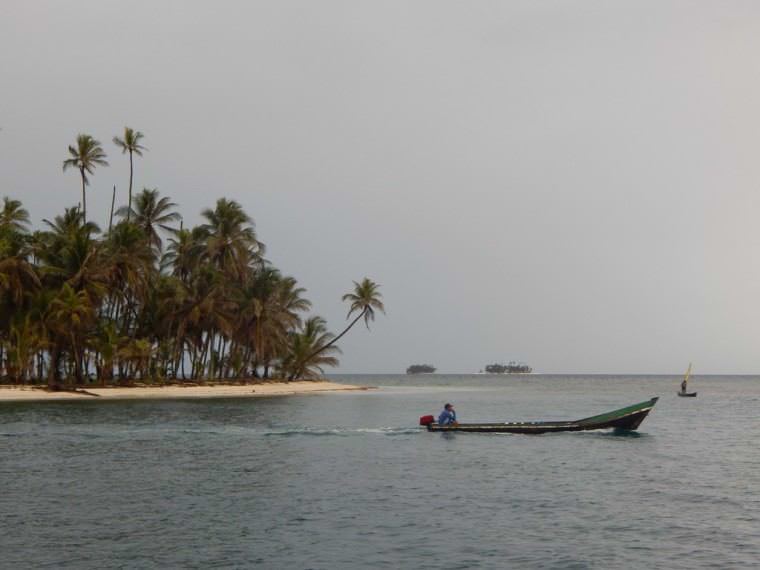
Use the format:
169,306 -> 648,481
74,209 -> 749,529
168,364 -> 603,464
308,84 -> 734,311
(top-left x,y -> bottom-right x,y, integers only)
0,381 -> 372,402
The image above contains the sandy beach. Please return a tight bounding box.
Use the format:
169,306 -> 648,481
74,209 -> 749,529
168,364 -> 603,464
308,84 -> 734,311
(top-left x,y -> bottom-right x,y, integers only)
0,381 -> 371,402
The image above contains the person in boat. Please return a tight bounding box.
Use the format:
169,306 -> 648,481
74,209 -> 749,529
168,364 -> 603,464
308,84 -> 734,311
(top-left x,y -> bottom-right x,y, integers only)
438,403 -> 457,426
680,379 -> 688,394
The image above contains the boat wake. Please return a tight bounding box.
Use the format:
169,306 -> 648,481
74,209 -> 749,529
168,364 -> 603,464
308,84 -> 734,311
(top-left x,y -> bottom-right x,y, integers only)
263,426 -> 420,437
586,429 -> 648,439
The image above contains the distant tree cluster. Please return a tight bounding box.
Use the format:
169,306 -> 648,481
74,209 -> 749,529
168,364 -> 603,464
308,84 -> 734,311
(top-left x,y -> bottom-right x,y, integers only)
406,364 -> 436,374
0,128 -> 384,387
484,361 -> 532,374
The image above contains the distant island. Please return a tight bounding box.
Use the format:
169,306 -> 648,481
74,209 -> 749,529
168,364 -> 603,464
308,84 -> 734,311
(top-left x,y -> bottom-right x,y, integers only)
484,362 -> 533,374
406,364 -> 436,374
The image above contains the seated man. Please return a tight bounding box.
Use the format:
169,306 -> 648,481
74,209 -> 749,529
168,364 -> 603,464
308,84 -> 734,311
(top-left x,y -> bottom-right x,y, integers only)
438,403 -> 457,426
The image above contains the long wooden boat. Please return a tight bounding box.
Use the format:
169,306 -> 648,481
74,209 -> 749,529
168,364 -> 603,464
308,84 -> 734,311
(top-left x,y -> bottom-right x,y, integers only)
419,397 -> 658,434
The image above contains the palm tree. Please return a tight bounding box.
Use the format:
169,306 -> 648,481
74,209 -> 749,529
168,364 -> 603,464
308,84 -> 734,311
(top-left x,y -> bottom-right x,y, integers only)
0,235 -> 40,381
0,254 -> 40,306
7,315 -> 42,384
306,278 -> 384,360
282,316 -> 341,380
93,321 -> 121,385
49,283 -> 94,384
113,127 -> 146,221
118,338 -> 154,381
0,197 -> 30,234
37,211 -> 104,299
41,207 -> 98,239
138,274 -> 183,378
116,188 -> 180,251
162,226 -> 206,283
239,269 -> 311,378
0,186 -> 344,385
24,288 -> 56,382
201,198 -> 262,279
62,134 -> 108,222
0,199 -> 39,310
101,220 -> 156,339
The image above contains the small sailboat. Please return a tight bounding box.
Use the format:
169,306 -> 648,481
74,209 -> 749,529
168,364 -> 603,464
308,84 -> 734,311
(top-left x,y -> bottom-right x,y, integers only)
677,363 -> 697,397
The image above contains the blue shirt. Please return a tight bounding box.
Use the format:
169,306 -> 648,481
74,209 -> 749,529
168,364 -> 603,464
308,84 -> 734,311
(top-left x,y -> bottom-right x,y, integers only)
438,409 -> 457,425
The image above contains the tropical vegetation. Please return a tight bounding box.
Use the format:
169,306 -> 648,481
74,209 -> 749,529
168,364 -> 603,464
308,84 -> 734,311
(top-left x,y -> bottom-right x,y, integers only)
406,364 -> 436,374
0,128 -> 383,387
484,362 -> 532,374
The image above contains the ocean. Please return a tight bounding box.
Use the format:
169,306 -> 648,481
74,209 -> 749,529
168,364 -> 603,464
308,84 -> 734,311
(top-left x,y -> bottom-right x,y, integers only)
1,374 -> 759,569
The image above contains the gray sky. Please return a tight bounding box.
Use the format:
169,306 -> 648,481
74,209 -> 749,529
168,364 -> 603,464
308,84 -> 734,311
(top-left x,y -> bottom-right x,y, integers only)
2,1 -> 760,374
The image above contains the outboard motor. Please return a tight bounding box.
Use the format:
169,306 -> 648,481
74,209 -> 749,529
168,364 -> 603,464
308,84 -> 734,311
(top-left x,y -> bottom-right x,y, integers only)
419,414 -> 435,426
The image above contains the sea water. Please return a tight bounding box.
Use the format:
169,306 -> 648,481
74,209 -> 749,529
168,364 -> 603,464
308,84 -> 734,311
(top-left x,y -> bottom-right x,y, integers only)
1,374 -> 759,569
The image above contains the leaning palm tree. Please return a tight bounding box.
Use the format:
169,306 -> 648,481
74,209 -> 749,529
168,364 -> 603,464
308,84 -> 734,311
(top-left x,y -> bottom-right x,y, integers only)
112,127 -> 146,221
62,134 -> 108,222
306,277 -> 384,360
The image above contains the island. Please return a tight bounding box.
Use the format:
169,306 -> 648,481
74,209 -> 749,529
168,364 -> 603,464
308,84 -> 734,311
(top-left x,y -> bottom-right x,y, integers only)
406,364 -> 437,374
484,362 -> 533,374
0,126 -> 385,392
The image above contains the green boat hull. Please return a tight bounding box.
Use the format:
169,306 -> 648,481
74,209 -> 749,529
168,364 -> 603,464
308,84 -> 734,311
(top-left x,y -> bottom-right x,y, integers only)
424,397 -> 659,434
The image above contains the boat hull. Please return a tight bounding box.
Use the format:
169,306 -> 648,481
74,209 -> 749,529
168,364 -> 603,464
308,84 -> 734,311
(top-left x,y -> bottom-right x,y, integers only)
677,392 -> 697,397
424,397 -> 658,434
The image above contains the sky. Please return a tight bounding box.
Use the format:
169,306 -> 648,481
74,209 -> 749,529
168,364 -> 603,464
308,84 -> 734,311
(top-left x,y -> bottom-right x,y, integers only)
2,1 -> 760,374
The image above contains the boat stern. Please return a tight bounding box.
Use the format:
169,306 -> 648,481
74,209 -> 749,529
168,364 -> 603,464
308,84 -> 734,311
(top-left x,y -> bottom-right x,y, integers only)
419,415 -> 435,428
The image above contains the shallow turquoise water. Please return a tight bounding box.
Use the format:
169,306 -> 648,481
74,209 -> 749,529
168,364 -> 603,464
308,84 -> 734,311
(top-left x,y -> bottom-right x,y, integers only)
1,375 -> 759,569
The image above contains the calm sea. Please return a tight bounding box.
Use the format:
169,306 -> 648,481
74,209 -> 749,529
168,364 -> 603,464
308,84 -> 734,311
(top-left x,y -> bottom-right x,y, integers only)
1,374 -> 759,569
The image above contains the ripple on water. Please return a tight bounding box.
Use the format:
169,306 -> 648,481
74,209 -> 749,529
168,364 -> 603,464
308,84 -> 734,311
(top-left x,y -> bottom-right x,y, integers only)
2,375 -> 760,568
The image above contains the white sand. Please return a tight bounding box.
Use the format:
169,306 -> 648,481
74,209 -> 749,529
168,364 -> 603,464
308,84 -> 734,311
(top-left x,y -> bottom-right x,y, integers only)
0,381 -> 371,402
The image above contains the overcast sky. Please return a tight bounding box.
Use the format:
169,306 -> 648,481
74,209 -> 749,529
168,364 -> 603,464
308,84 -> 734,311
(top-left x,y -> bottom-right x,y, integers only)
2,1 -> 760,374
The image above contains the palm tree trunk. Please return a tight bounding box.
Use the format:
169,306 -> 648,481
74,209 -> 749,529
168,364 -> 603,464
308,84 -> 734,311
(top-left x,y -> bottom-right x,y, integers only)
241,347 -> 252,377
48,342 -> 61,389
219,337 -> 228,379
127,150 -> 133,221
70,332 -> 82,384
191,338 -> 201,379
109,185 -> 116,233
200,333 -> 212,378
83,351 -> 92,384
306,308 -> 366,360
173,334 -> 184,379
80,167 -> 87,222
